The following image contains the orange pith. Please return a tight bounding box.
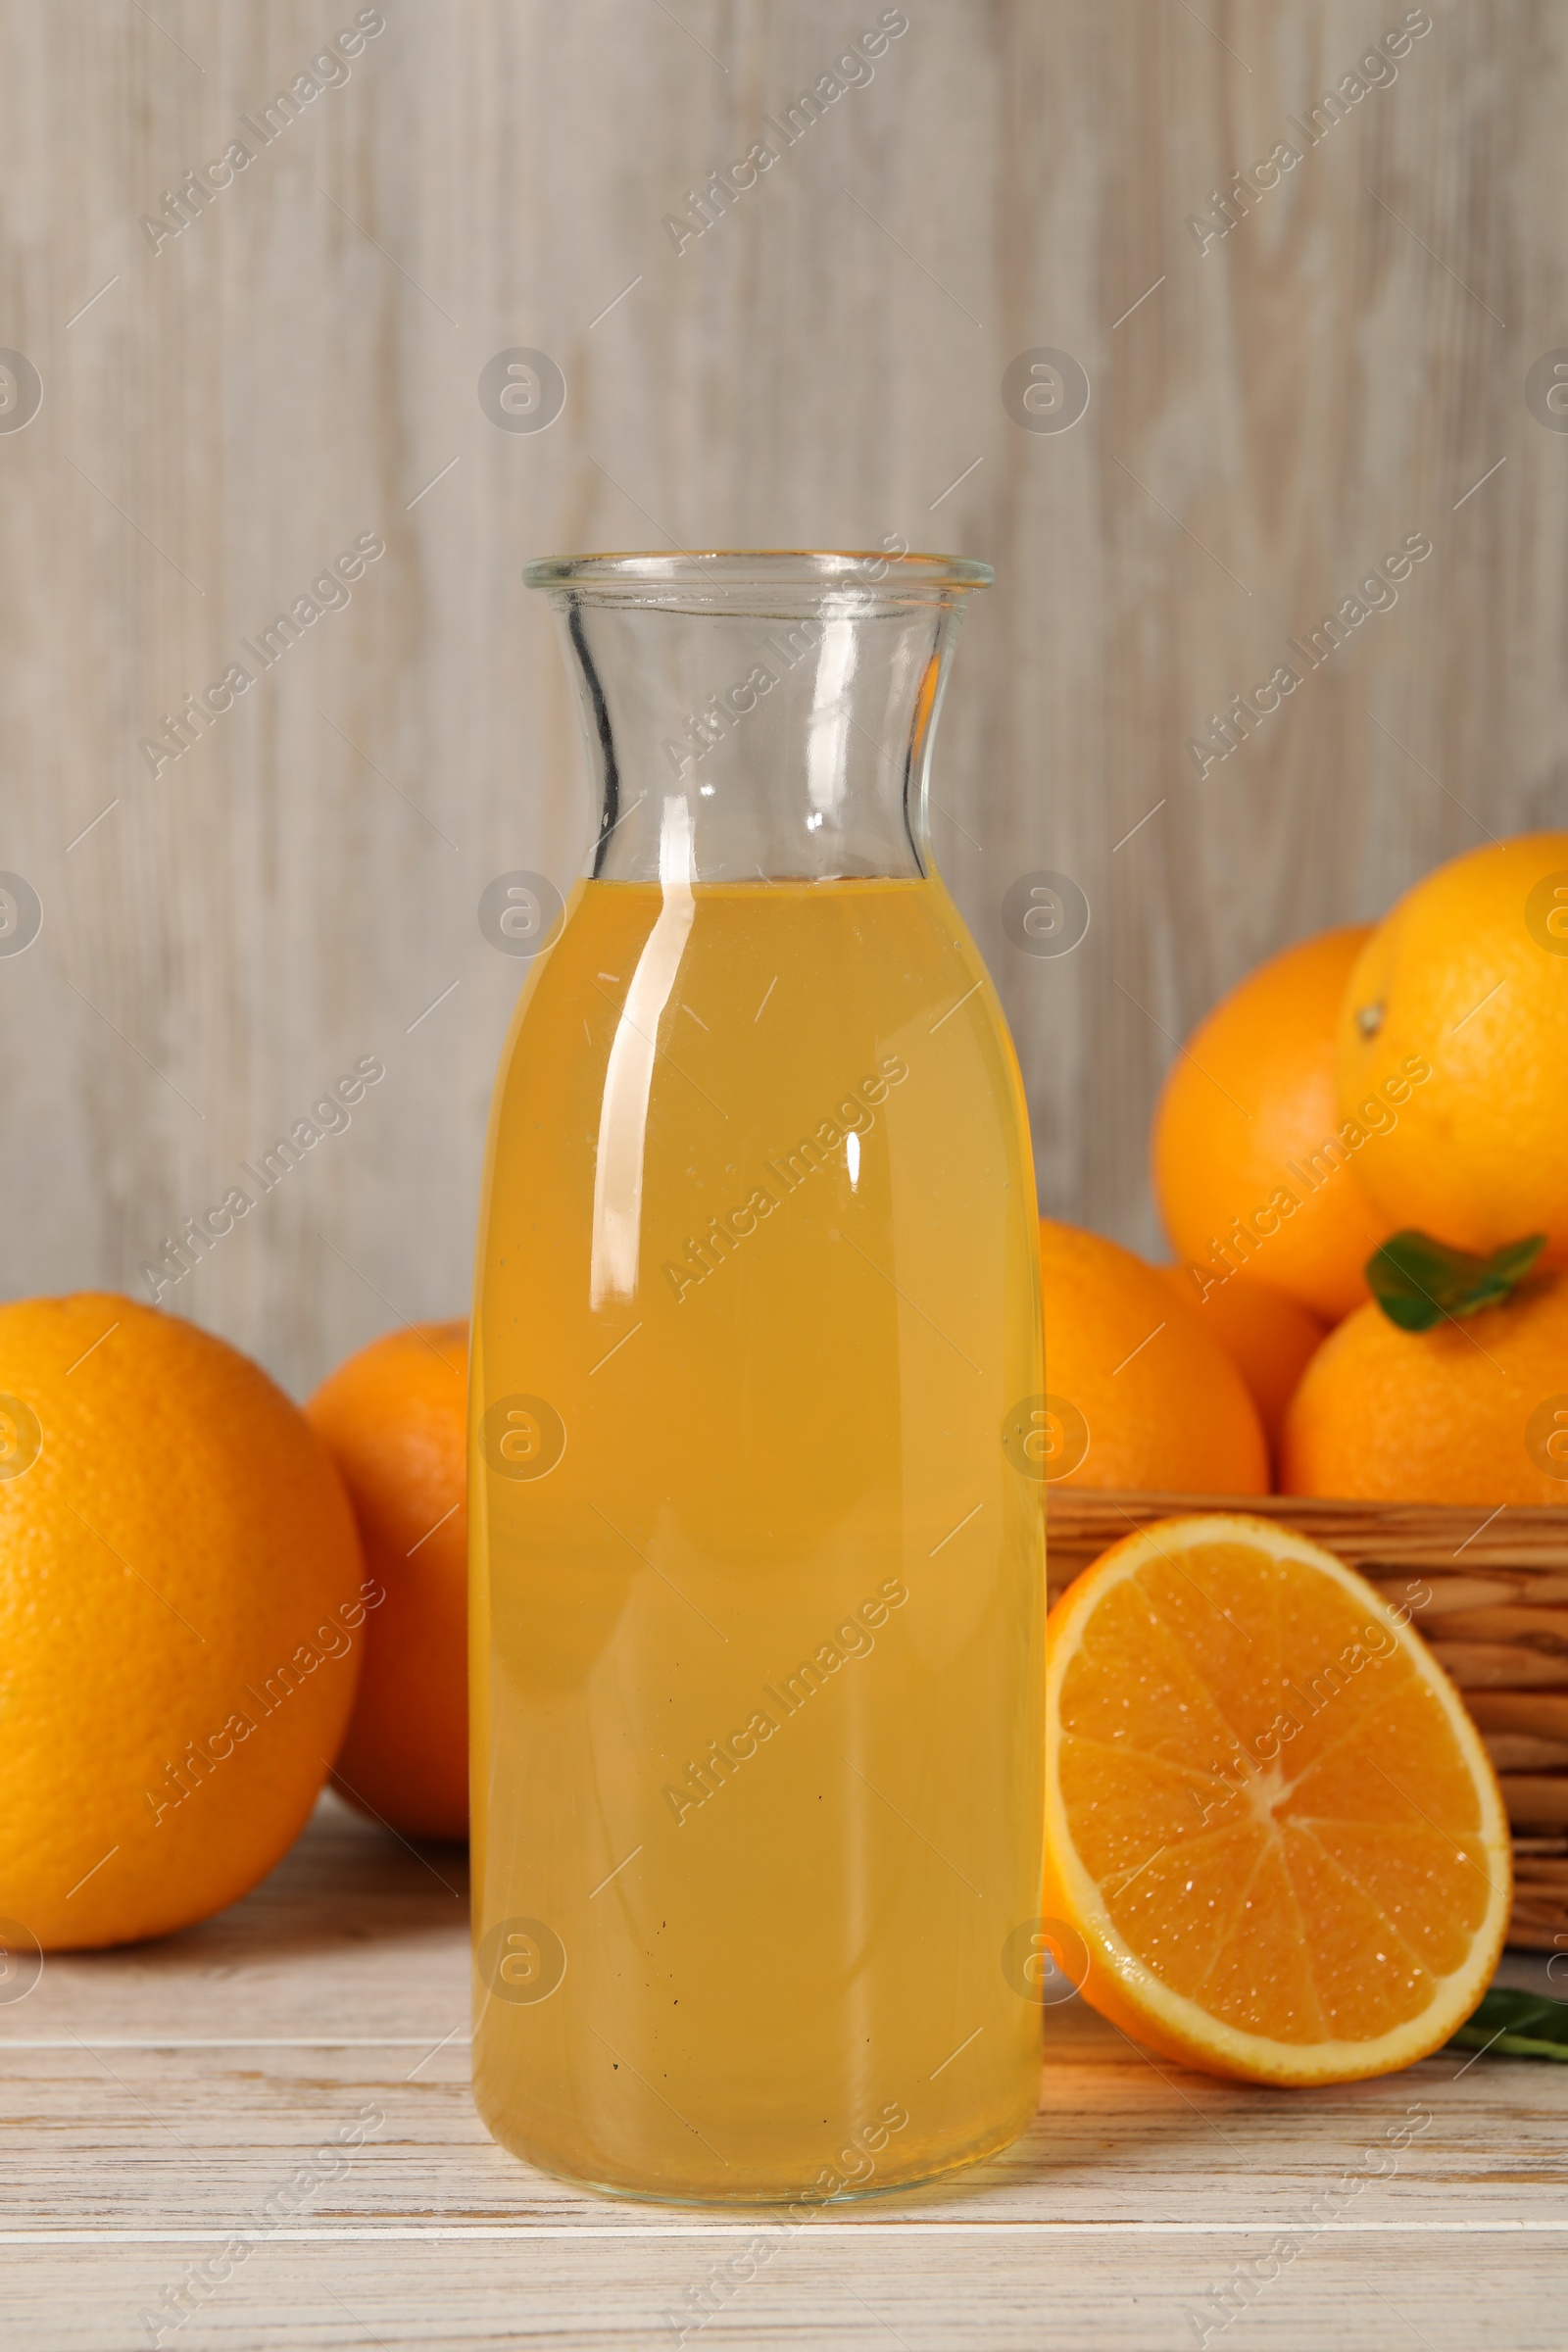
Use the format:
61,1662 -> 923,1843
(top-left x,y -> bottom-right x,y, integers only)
1044,1515 -> 1510,2083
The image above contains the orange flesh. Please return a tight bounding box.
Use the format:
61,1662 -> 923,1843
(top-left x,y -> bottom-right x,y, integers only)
1055,1537 -> 1500,2049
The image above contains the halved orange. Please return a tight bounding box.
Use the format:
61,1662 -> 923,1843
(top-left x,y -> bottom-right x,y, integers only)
1044,1514 -> 1511,2083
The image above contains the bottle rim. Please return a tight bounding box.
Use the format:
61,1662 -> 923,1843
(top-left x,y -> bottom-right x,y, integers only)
522,549 -> 994,601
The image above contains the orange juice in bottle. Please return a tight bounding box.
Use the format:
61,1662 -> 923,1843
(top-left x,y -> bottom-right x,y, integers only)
470,554 -> 1045,2201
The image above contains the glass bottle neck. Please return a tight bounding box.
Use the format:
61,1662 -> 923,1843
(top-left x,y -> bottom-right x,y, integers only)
529,554 -> 990,885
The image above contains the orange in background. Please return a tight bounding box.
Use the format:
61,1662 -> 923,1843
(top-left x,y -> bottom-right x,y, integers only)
1152,925 -> 1392,1323
1041,1217 -> 1267,1494
0,1295 -> 365,1950
308,1320 -> 468,1841
1336,830 -> 1568,1264
1279,1270 -> 1568,1509
1156,1263 -> 1326,1460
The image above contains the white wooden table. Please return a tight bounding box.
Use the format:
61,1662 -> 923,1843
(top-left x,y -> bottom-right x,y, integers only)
3,1795 -> 1563,2350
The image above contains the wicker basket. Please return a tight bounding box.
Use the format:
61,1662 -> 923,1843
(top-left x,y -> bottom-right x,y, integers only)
1046,1491 -> 1568,1952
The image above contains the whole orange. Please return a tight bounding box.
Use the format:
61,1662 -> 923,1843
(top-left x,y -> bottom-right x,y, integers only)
1041,1219 -> 1268,1494
0,1295 -> 366,1951
1279,1271 -> 1568,1506
1155,1264 -> 1326,1455
1152,926 -> 1392,1321
1336,831 -> 1568,1261
307,1320 -> 468,1840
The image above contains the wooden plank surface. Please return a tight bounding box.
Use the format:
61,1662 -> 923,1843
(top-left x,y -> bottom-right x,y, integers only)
2,1794 -> 1564,2348
2,0 -> 1564,1396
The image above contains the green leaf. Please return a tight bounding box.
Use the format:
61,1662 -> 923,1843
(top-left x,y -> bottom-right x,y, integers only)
1447,1984 -> 1568,2061
1366,1230 -> 1548,1333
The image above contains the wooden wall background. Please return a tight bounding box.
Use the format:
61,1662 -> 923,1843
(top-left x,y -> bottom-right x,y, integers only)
1,0 -> 1564,1396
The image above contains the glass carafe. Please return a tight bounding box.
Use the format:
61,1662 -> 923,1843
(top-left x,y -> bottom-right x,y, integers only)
469,552 -> 1045,2202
